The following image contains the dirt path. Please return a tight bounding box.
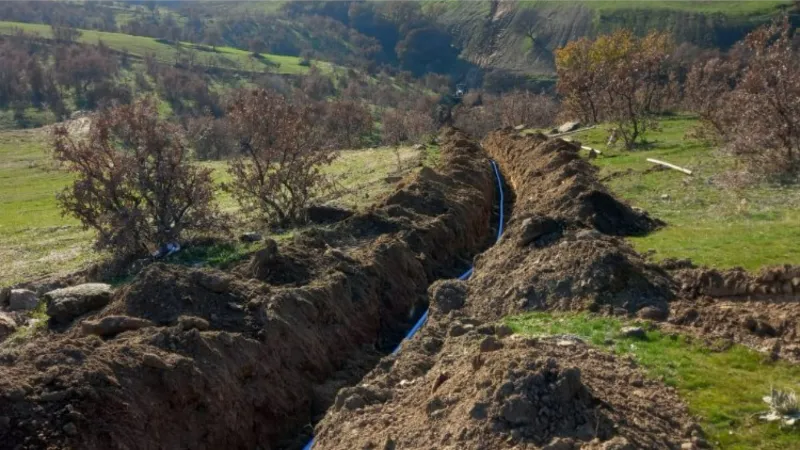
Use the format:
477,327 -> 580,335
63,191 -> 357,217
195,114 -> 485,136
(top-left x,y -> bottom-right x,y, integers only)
0,129 -> 499,450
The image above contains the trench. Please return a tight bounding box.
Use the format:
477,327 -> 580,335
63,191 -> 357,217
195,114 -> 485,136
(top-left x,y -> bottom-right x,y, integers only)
299,159 -> 511,450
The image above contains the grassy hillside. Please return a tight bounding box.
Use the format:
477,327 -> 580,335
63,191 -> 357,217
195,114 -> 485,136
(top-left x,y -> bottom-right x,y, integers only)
580,1 -> 789,15
567,115 -> 800,271
430,0 -> 792,74
0,125 -> 424,287
0,20 -> 325,75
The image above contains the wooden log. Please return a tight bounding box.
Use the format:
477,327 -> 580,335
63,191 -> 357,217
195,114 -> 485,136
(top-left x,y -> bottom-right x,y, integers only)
646,158 -> 692,175
548,125 -> 597,138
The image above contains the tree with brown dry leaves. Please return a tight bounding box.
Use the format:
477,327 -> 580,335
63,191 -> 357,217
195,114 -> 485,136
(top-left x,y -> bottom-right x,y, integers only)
52,98 -> 225,258
225,88 -> 337,226
556,30 -> 675,148
686,17 -> 800,176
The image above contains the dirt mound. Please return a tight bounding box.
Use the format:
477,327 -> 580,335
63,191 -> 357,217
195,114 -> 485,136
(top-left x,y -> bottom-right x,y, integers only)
668,296 -> 800,362
311,131 -> 691,450
312,311 -> 694,450
459,130 -> 672,320
482,130 -> 662,237
0,129 -> 497,450
674,265 -> 800,298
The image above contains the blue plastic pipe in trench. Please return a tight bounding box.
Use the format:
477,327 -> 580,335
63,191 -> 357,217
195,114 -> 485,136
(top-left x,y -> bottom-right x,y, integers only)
302,160 -> 505,450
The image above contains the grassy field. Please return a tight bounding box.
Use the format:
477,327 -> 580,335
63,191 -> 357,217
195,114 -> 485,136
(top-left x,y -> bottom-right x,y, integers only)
567,115 -> 800,271
508,312 -> 800,450
0,126 -> 423,288
523,0 -> 792,15
0,20 -> 324,75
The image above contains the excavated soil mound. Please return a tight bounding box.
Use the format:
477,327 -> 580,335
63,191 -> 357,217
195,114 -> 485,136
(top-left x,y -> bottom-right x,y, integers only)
464,130 -> 673,320
668,297 -> 800,362
664,265 -> 800,361
0,129 -> 497,450
311,132 -> 693,449
312,310 -> 695,450
674,265 -> 800,298
482,129 -> 662,237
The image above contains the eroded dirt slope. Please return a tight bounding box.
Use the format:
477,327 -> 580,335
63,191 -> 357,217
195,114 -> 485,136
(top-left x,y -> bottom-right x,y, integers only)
0,129 -> 497,450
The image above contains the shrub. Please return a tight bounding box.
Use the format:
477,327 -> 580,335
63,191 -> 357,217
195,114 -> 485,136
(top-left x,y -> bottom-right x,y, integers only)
225,88 -> 337,225
52,99 -> 225,258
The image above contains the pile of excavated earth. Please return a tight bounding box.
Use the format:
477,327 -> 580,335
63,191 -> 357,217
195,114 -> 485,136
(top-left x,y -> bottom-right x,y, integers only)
1,127 -> 799,449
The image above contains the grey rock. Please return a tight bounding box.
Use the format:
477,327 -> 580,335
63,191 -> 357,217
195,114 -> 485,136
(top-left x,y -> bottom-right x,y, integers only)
343,394 -> 366,411
239,232 -> 263,243
81,315 -> 154,338
637,306 -> 669,321
619,326 -> 647,339
8,289 -> 38,311
45,283 -> 113,323
178,315 -> 210,331
543,438 -> 576,450
0,287 -> 10,307
142,353 -> 169,370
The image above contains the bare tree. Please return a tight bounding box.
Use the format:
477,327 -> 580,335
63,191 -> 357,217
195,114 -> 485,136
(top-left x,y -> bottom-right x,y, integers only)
52,99 -> 224,258
225,89 -> 337,225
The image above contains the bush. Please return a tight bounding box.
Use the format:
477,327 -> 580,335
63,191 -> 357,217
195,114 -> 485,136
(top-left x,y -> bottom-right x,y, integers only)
225,88 -> 337,225
52,99 -> 225,258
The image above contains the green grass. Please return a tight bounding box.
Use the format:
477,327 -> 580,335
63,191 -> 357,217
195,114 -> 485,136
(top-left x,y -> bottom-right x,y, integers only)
1,300 -> 49,348
526,0 -> 792,15
568,114 -> 800,270
0,20 -> 326,75
0,126 -> 423,287
507,312 -> 800,450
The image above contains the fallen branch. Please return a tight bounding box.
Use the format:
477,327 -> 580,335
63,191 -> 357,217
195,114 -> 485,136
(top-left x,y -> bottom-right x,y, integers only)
548,125 -> 597,138
646,158 -> 692,175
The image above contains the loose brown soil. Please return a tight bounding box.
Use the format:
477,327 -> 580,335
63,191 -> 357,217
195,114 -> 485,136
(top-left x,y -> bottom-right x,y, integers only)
311,130 -> 695,449
0,129 -> 497,450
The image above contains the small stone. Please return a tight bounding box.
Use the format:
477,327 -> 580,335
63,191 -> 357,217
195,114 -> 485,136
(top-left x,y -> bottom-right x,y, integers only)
479,336 -> 503,353
81,315 -> 154,338
661,194 -> 671,200
542,437 -> 576,450
448,323 -> 467,337
45,284 -> 113,324
343,394 -> 366,411
637,306 -> 668,322
178,315 -> 210,331
142,353 -> 169,370
239,232 -> 263,243
692,437 -> 711,449
63,422 -> 78,436
9,289 -> 39,311
619,327 -> 646,339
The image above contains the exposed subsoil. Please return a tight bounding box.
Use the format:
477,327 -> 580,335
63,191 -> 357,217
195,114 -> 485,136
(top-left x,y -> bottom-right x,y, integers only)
0,128 -> 498,450
311,130 -> 697,449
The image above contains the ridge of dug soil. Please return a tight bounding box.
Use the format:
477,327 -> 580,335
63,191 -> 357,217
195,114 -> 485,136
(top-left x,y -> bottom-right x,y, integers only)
311,130 -> 693,449
0,128 -> 497,450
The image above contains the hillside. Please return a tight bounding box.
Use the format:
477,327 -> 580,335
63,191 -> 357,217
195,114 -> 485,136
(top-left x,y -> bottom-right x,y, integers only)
429,0 -> 792,75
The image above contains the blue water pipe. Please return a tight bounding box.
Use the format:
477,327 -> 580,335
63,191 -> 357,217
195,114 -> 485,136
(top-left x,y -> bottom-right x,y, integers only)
302,159 -> 505,450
